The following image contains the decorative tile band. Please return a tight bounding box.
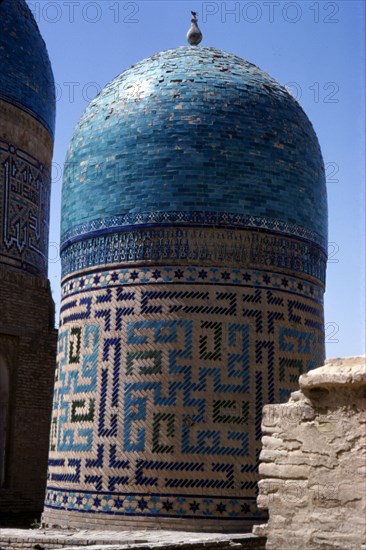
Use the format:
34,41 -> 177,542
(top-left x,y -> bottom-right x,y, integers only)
61,265 -> 324,304
60,226 -> 327,283
44,488 -> 257,522
0,140 -> 51,275
61,211 -> 327,252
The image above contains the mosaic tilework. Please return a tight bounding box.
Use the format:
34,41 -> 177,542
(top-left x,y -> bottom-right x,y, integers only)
0,140 -> 51,275
0,0 -> 55,136
44,267 -> 324,525
60,227 -> 326,283
61,46 -> 327,243
44,488 -> 256,522
61,211 -> 326,252
61,266 -> 323,303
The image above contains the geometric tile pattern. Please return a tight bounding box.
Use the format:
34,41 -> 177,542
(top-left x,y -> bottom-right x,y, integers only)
0,139 -> 51,275
61,266 -> 324,303
61,211 -> 327,252
44,487 -> 256,521
45,266 -> 324,525
60,227 -> 327,282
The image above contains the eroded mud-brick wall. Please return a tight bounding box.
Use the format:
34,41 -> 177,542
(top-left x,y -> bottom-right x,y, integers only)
254,356 -> 366,550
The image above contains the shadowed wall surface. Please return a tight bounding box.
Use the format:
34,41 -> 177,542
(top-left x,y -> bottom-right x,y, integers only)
0,0 -> 57,516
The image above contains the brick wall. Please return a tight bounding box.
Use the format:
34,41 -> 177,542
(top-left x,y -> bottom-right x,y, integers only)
0,268 -> 57,515
0,73 -> 56,518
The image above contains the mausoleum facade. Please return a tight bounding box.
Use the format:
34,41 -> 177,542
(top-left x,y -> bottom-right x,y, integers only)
43,46 -> 327,530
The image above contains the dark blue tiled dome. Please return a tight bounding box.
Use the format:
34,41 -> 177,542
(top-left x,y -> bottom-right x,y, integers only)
0,0 -> 55,136
61,46 -> 327,252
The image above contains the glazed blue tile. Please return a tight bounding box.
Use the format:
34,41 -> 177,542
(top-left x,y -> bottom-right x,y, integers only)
60,46 -> 327,253
0,0 -> 55,136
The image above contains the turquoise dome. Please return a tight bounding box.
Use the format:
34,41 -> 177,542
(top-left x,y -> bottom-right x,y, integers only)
61,46 -> 327,253
0,0 -> 55,136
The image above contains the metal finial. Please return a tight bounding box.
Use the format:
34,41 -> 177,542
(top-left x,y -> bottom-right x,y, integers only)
187,10 -> 202,46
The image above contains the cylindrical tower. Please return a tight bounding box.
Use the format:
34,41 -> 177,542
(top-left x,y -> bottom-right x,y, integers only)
43,47 -> 327,531
0,0 -> 57,515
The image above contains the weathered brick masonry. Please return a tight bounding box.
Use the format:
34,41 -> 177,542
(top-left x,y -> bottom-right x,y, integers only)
0,269 -> 57,514
0,0 -> 56,516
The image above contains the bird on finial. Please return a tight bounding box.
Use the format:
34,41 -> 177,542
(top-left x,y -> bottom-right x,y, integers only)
187,10 -> 202,46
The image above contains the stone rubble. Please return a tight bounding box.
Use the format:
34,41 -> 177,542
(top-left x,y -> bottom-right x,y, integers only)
254,356 -> 366,550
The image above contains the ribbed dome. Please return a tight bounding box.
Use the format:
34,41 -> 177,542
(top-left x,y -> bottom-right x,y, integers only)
0,0 -> 55,136
61,46 -> 327,252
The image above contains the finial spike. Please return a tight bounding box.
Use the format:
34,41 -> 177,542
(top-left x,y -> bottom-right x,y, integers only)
187,10 -> 202,46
